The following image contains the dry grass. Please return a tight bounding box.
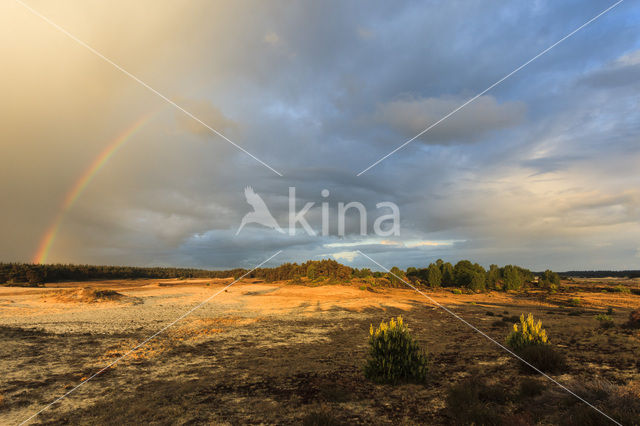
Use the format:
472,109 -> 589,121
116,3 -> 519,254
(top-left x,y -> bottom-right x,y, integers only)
0,277 -> 638,424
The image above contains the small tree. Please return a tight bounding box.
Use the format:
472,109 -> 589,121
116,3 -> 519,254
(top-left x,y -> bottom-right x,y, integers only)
454,260 -> 486,291
441,262 -> 455,287
539,269 -> 560,288
306,264 -> 317,280
486,264 -> 501,289
426,263 -> 442,288
501,265 -> 524,290
388,267 -> 406,287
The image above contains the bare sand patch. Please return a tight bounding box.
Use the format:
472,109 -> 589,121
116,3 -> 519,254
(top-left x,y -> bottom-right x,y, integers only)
46,288 -> 136,304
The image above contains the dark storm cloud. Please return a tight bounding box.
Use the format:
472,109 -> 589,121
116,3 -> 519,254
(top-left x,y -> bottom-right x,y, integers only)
372,95 -> 525,145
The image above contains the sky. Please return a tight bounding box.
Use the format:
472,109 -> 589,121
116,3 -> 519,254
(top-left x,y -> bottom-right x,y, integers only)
1,0 -> 639,271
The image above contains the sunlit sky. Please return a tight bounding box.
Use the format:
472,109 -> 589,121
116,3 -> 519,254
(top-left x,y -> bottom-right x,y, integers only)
1,0 -> 639,271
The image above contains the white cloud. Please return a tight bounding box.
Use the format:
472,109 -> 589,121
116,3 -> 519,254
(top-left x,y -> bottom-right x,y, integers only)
331,251 -> 359,262
405,240 -> 462,248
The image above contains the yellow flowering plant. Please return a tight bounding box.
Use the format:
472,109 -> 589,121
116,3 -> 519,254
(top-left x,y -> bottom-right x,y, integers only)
364,316 -> 428,384
506,313 -> 549,351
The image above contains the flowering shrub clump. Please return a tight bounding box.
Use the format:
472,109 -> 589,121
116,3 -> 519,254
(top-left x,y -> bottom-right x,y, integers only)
506,313 -> 566,373
364,316 -> 428,384
506,313 -> 549,351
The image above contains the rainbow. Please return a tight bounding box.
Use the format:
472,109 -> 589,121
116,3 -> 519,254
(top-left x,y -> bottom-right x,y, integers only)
33,113 -> 154,264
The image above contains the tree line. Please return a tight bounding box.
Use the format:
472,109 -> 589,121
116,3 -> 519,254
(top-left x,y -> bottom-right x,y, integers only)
0,262 -> 243,285
0,259 -> 572,291
560,270 -> 640,278
408,260 -> 566,291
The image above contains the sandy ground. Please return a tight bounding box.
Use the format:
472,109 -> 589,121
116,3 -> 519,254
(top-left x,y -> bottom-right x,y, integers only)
0,278 -> 638,424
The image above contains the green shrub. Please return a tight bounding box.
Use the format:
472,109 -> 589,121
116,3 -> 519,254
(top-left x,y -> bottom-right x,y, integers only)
626,309 -> 640,329
563,379 -> 640,426
611,285 -> 630,294
501,265 -> 528,290
302,410 -> 343,426
506,314 -> 566,373
518,378 -> 545,398
426,263 -> 442,287
506,314 -> 549,351
387,266 -> 407,287
595,314 -> 614,329
568,297 -> 581,307
594,313 -> 612,321
451,288 -> 462,295
516,344 -> 567,374
446,376 -> 507,425
441,262 -> 455,286
486,264 -> 501,289
364,316 -> 428,384
539,269 -> 560,289
453,260 -> 486,291
502,315 -> 520,323
545,270 -> 561,284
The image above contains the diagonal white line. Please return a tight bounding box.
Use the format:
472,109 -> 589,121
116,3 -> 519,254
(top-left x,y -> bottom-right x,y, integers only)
18,250 -> 283,426
14,0 -> 283,177
356,250 -> 622,425
356,0 -> 625,176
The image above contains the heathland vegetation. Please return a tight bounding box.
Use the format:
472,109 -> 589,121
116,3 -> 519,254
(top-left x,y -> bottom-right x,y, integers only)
1,262 -> 638,424
2,259 -> 635,290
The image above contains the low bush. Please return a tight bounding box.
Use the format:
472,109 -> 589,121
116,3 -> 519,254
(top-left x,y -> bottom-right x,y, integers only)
446,375 -> 508,425
539,269 -> 561,289
451,288 -> 462,295
516,343 -> 567,374
594,314 -> 614,329
302,410 -> 343,426
364,316 -> 428,384
625,309 -> 640,329
506,314 -> 566,373
506,314 -> 548,351
611,285 -> 630,294
518,378 -> 545,398
568,298 -> 582,307
502,315 -> 520,323
563,379 -> 640,426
